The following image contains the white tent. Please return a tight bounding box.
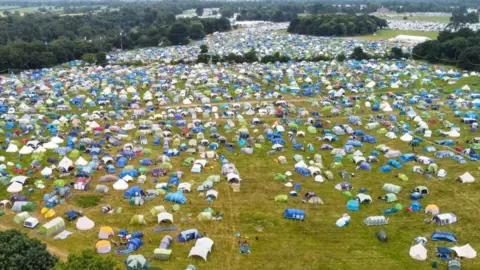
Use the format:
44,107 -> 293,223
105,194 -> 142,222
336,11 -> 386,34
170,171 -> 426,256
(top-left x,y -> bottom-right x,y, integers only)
6,144 -> 18,153
10,176 -> 28,184
75,157 -> 89,166
452,244 -> 477,259
41,167 -> 53,177
400,133 -> 413,142
457,172 -> 475,183
19,146 -> 34,155
113,180 -> 129,190
76,216 -> 95,230
157,212 -> 173,223
7,182 -> 23,193
58,157 -> 73,170
188,246 -> 209,261
409,243 -> 427,261
462,85 -> 471,91
188,237 -> 214,261
42,142 -> 58,149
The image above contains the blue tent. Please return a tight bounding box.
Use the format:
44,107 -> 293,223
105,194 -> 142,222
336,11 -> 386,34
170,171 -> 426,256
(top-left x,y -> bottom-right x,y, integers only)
346,140 -> 362,147
431,231 -> 457,242
295,167 -> 311,176
410,202 -> 421,212
400,153 -> 416,162
119,169 -> 138,178
123,186 -> 144,199
284,208 -> 305,220
435,140 -> 454,146
361,135 -> 377,143
126,238 -> 143,251
410,192 -> 423,200
116,157 -> 128,167
387,159 -> 402,168
165,191 -> 187,204
346,200 -> 359,211
106,164 -> 116,174
139,159 -> 153,166
177,229 -> 202,243
357,162 -> 371,171
380,165 -> 391,172
354,130 -> 364,136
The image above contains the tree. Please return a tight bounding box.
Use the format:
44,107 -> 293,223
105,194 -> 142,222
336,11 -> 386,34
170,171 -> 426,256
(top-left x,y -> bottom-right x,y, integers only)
168,22 -> 190,45
458,46 -> 480,71
96,52 -> 107,66
200,44 -> 208,54
336,53 -> 346,62
77,25 -> 94,40
219,6 -> 234,18
349,47 -> 369,60
81,53 -> 96,64
195,7 -> 204,17
55,250 -> 120,270
390,47 -> 404,59
244,49 -> 257,63
189,22 -> 206,40
0,229 -> 57,270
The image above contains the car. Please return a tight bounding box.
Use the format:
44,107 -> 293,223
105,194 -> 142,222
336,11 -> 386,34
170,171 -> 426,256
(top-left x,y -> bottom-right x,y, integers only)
24,217 -> 39,229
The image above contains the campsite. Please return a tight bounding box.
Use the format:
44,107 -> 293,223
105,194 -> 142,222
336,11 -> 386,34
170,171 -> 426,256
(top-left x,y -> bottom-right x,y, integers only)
0,2 -> 480,270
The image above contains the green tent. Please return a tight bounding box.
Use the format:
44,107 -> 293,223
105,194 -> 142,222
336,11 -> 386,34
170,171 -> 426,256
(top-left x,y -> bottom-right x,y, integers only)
382,193 -> 398,203
207,175 -> 221,183
130,215 -> 147,225
203,207 -> 216,215
427,163 -> 438,173
183,157 -> 195,167
13,212 -> 30,224
0,210 -> 4,216
150,206 -> 166,216
395,204 -> 403,210
330,162 -> 343,169
160,162 -> 173,170
273,174 -> 287,182
68,149 -> 80,158
21,202 -> 37,212
53,180 -> 65,188
274,195 -> 288,202
397,173 -> 408,181
37,217 -> 65,236
307,126 -> 317,134
139,167 -> 147,174
342,191 -> 352,197
125,255 -> 150,270
153,248 -> 172,261
172,204 -> 181,212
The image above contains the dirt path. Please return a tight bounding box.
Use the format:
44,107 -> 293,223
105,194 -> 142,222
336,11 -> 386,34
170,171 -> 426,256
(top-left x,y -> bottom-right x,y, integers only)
0,223 -> 69,261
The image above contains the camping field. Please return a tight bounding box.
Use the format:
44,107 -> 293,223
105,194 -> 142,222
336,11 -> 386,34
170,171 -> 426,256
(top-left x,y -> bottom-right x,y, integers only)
376,14 -> 451,24
351,30 -> 439,41
0,68 -> 479,270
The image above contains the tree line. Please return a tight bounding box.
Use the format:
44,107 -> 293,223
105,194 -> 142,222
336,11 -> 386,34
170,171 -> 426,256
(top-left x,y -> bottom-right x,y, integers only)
0,6 -> 230,71
412,28 -> 480,71
288,14 -> 388,37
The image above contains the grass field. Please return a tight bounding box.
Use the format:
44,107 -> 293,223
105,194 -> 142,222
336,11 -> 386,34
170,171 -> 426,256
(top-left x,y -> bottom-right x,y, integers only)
0,5 -> 19,10
351,30 -> 439,41
377,14 -> 451,24
0,67 -> 479,270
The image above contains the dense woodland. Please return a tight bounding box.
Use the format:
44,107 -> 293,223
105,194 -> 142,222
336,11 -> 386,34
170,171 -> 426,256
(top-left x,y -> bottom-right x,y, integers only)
0,6 -> 230,71
288,14 -> 388,36
412,28 -> 480,71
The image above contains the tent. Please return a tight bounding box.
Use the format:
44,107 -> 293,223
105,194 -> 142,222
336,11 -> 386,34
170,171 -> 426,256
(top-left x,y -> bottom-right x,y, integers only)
177,229 -> 202,243
157,212 -> 174,223
96,240 -> 112,254
376,230 -> 387,242
457,172 -> 475,183
452,244 -> 477,259
364,216 -> 388,226
76,216 -> 95,230
347,200 -> 359,211
425,204 -> 440,215
153,235 -> 173,261
448,260 -> 461,270
380,193 -> 398,203
275,195 -> 288,202
409,243 -> 427,261
165,191 -> 187,204
130,215 -> 148,225
382,183 -> 401,194
284,208 -> 305,220
13,212 -> 30,224
37,217 -> 66,236
125,255 -> 150,270
431,231 -> 457,242
98,226 -> 114,239
433,213 -> 458,225
188,237 -> 214,261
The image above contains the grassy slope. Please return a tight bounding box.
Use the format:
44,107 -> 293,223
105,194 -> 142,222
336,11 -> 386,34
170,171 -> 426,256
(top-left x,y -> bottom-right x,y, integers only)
0,72 -> 478,270
377,14 -> 451,24
353,30 -> 439,41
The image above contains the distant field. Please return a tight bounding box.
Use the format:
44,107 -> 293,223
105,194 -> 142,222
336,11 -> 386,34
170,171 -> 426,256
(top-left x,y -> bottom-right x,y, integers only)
0,5 -> 20,10
377,14 -> 451,23
352,30 -> 439,41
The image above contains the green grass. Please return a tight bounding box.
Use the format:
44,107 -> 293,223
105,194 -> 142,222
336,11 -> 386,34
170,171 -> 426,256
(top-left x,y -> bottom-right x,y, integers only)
0,5 -> 19,10
352,30 -> 439,41
377,14 -> 451,24
0,71 -> 479,269
74,195 -> 103,208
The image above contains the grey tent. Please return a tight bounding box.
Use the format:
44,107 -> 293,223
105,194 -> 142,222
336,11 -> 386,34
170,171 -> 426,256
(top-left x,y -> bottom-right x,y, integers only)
376,230 -> 387,242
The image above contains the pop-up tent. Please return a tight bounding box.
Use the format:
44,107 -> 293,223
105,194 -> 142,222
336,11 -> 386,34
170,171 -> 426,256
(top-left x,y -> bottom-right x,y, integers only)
125,255 -> 150,270
457,172 -> 475,183
452,244 -> 477,259
177,229 -> 202,243
96,240 -> 112,254
409,243 -> 427,261
188,237 -> 214,261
